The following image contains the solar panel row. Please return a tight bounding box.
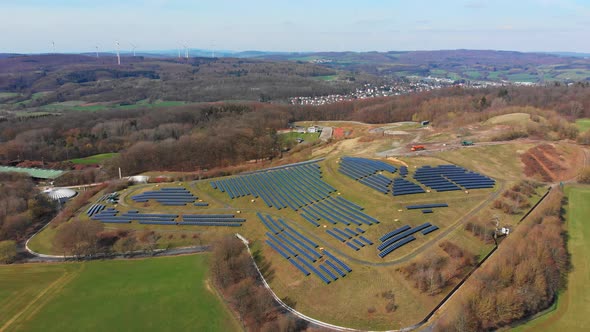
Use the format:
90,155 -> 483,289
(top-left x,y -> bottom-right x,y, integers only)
92,210 -> 245,226
131,187 -> 197,206
406,203 -> 449,210
392,178 -> 426,196
86,204 -> 105,217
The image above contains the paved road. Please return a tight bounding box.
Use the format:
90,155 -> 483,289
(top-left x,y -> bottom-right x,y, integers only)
22,245 -> 210,263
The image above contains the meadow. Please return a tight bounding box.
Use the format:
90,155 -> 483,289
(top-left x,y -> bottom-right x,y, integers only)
513,185 -> 590,331
69,153 -> 119,165
0,255 -> 240,332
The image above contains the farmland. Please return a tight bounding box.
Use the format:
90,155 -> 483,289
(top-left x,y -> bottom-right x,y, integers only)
69,153 -> 119,165
0,255 -> 240,332
576,118 -> 590,132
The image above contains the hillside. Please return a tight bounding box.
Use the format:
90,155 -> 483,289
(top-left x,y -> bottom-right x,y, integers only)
257,49 -> 590,83
0,54 -> 369,104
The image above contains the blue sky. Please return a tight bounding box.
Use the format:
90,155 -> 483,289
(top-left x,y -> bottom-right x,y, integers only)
1,0 -> 589,53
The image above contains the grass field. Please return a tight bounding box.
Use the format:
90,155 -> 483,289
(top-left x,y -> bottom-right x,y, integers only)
513,185 -> 590,331
41,100 -> 186,112
280,132 -> 321,144
0,255 -> 241,332
575,118 -> 590,132
313,75 -> 339,81
69,153 -> 119,165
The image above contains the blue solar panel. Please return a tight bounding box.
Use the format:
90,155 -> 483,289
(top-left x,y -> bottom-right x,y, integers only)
406,203 -> 449,209
421,225 -> 439,235
378,223 -> 431,251
379,236 -> 416,258
288,258 -> 310,276
359,235 -> 373,245
324,260 -> 346,277
323,250 -> 352,273
319,264 -> 338,281
380,225 -> 411,242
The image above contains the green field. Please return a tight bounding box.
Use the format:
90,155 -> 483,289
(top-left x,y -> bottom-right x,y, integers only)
575,118 -> 590,132
313,75 -> 338,81
0,255 -> 240,332
280,132 -> 321,144
513,186 -> 590,331
69,153 -> 119,165
41,100 -> 186,112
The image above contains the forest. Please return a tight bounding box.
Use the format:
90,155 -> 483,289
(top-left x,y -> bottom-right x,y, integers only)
436,189 -> 568,331
2,83 -> 590,181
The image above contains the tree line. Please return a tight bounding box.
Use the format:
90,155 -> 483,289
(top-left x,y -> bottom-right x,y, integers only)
436,189 -> 568,331
2,84 -> 590,181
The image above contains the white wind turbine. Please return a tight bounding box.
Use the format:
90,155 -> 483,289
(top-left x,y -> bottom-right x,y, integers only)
95,45 -> 99,58
183,44 -> 189,59
130,42 -> 137,56
115,40 -> 121,65
51,41 -> 56,54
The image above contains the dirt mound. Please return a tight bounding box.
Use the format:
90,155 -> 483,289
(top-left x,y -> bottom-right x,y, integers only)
333,127 -> 353,139
521,144 -> 577,182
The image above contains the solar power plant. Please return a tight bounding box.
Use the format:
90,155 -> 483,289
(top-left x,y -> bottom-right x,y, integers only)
299,196 -> 381,226
131,187 -> 197,206
413,165 -> 495,192
338,156 -> 397,194
257,212 -> 351,284
211,161 -> 336,211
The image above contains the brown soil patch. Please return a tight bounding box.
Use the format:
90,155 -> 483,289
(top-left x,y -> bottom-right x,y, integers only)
333,127 -> 353,139
521,143 -> 582,182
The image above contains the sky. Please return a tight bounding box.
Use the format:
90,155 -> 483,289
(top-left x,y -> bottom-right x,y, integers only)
1,0 -> 590,53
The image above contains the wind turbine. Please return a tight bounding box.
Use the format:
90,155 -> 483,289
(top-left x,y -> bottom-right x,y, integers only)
51,41 -> 55,54
183,44 -> 189,59
95,45 -> 99,58
130,42 -> 137,57
115,40 -> 121,65
177,43 -> 182,59
211,43 -> 216,58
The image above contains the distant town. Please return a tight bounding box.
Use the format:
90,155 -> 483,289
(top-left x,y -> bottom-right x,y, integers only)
290,77 -> 529,106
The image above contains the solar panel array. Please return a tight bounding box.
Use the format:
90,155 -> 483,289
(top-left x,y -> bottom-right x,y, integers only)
86,204 -> 105,217
392,178 -> 426,196
258,213 -> 351,284
300,196 -> 380,226
399,166 -> 408,177
211,162 -> 336,211
131,187 -> 198,206
338,157 -> 397,194
91,209 -> 245,226
377,223 -> 439,258
414,165 -> 495,192
325,226 -> 373,251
